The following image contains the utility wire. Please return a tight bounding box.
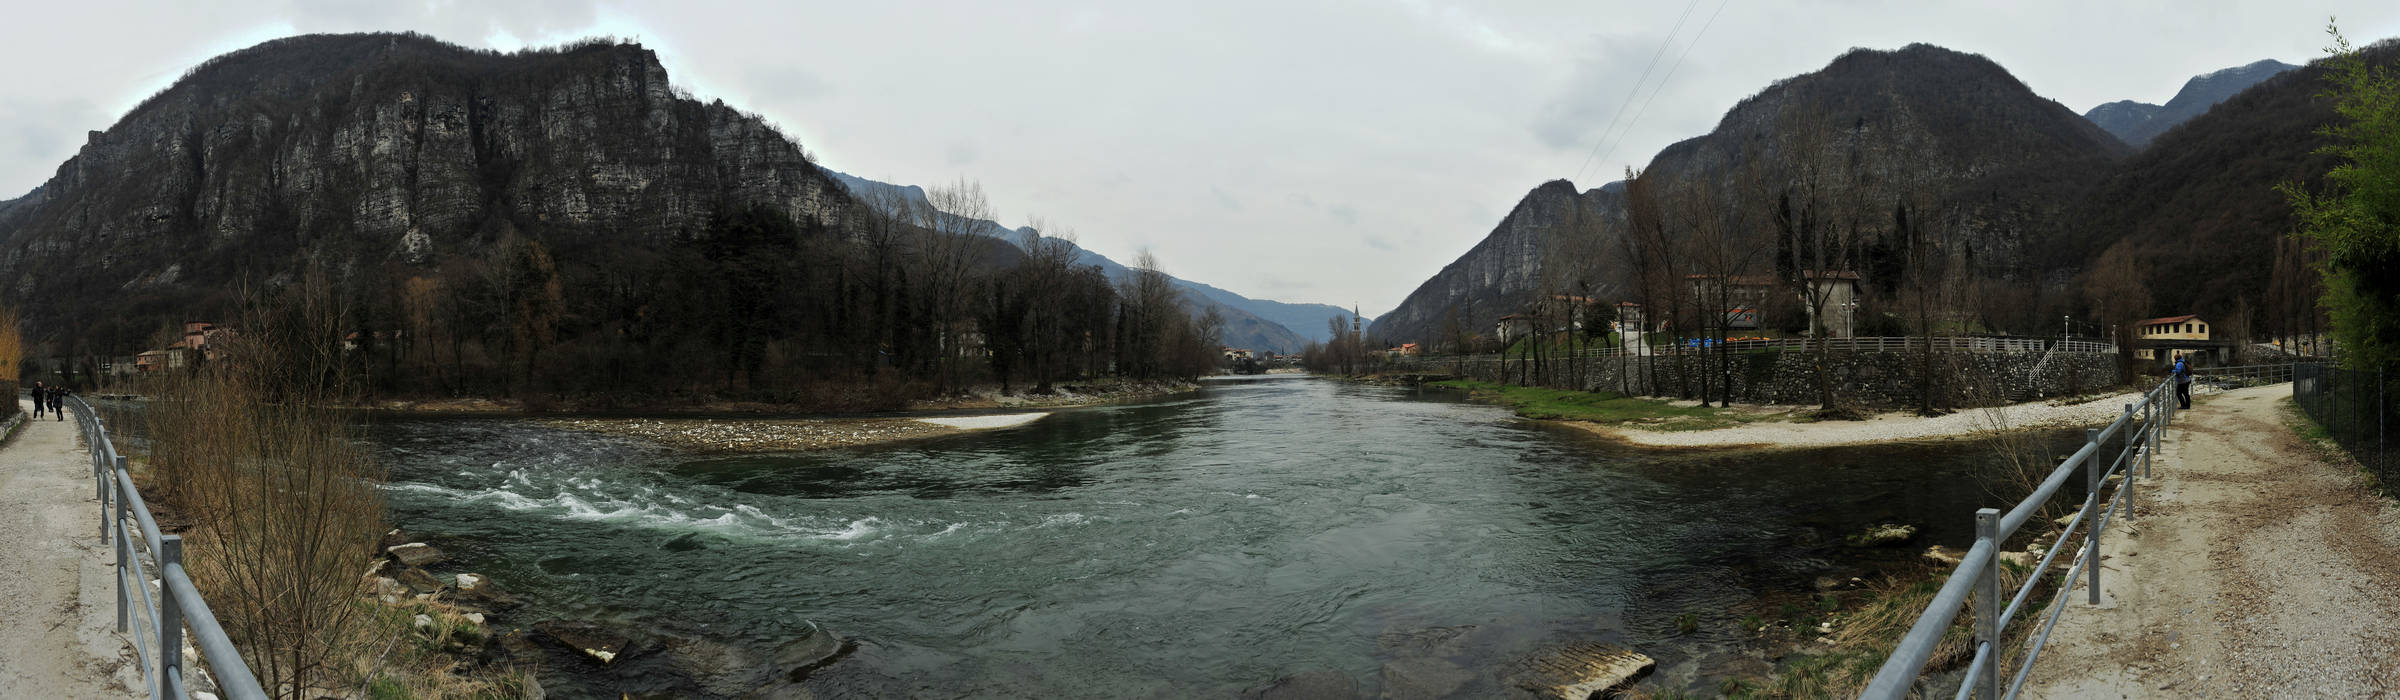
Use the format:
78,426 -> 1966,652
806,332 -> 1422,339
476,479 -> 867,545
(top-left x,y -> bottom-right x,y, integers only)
1569,0 -> 1700,184
1590,0 -> 1731,183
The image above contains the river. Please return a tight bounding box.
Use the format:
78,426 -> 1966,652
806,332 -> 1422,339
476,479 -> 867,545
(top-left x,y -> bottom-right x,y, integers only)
365,375 -> 2070,697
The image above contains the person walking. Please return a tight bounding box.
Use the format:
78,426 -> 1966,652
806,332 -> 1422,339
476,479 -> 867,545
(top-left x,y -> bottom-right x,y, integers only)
28,381 -> 46,418
48,384 -> 65,421
2174,356 -> 2194,409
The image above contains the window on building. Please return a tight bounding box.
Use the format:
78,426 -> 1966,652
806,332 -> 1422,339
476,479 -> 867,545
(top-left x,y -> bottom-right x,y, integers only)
2199,323 -> 2206,334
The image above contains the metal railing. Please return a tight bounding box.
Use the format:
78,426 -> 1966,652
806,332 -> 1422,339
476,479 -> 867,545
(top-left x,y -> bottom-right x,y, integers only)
1860,375 -> 2180,699
64,395 -> 268,700
1392,335 -> 2118,368
2191,363 -> 2298,388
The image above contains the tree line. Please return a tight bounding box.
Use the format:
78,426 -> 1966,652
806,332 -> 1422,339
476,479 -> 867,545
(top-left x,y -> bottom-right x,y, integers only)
70,178 -> 1225,410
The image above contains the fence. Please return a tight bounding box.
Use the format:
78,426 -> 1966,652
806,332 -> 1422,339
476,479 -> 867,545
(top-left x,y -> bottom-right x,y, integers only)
64,395 -> 268,700
2191,363 -> 2297,390
2293,363 -> 2392,486
1390,335 -> 2116,371
1860,375 -> 2179,699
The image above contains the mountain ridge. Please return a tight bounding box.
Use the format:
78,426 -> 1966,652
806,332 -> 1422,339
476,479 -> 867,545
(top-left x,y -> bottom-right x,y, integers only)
823,171 -> 1350,352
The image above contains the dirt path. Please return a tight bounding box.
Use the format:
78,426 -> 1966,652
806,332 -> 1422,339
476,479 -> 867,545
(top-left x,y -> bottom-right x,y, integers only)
0,399 -> 141,696
2025,383 -> 2400,697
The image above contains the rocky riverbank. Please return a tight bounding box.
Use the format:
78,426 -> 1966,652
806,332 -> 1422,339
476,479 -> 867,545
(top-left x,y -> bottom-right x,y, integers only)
541,412 -> 1049,453
1568,390 -> 2147,449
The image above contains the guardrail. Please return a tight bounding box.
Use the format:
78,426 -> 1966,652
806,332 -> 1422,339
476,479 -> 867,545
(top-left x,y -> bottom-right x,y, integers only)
1393,336 -> 2119,368
1860,375 -> 2179,699
64,395 -> 268,700
2191,363 -> 2297,387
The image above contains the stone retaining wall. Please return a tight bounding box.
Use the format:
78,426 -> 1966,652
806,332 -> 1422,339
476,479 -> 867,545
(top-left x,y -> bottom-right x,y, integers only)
1443,349 -> 2123,409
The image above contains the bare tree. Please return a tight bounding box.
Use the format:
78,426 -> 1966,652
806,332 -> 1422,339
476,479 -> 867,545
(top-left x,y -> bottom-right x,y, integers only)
920,177 -> 999,391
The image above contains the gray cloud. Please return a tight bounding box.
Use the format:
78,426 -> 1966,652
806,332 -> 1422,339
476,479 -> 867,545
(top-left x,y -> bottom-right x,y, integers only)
944,141 -> 980,167
1329,204 -> 1359,226
1210,185 -> 1241,212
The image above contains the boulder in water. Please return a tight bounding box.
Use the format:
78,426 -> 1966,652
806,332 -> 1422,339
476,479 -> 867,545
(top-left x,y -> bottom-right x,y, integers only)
1242,669 -> 1360,700
661,532 -> 708,552
387,542 -> 445,567
1380,657 -> 1474,700
1507,642 -> 1655,700
1845,524 -> 1918,547
537,621 -> 631,665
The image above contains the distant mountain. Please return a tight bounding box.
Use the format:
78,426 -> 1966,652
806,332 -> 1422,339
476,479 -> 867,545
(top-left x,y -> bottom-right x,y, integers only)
1367,180 -> 1621,345
1375,44 -> 2124,343
2081,59 -> 2298,148
2045,44 -> 2399,330
826,171 -> 1355,353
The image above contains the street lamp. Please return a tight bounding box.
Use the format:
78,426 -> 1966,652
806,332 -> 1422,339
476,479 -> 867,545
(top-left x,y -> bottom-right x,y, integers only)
2063,315 -> 2071,341
1842,300 -> 1859,350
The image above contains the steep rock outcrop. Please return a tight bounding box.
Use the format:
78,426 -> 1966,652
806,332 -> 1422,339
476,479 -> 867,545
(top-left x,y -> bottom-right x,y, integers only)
1368,180 -> 1621,344
0,33 -> 856,348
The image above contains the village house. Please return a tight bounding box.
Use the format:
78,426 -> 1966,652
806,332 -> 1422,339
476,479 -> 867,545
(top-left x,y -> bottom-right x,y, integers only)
1683,274 -> 1775,330
1494,314 -> 1535,344
1799,270 -> 1864,339
2133,314 -> 2210,362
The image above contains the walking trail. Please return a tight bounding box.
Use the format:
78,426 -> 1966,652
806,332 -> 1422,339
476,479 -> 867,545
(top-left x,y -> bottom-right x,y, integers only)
0,399 -> 141,696
2026,383 -> 2400,697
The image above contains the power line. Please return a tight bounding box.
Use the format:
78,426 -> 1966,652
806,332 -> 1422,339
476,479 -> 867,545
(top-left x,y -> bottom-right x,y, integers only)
1590,0 -> 1730,183
1569,0 -> 1701,184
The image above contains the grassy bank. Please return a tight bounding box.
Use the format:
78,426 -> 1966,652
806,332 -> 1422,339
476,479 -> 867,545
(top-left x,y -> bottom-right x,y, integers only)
1426,379 -> 1769,431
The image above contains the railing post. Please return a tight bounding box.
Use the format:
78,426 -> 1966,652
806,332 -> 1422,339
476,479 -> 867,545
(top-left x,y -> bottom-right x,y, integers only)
2085,427 -> 2103,606
2123,404 -> 2137,505
158,536 -> 184,700
2145,398 -> 2157,478
1973,508 -> 2002,699
114,455 -> 129,634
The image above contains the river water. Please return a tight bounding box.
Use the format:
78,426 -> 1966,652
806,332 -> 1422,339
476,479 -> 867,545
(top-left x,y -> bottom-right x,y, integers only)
366,375 -> 2069,697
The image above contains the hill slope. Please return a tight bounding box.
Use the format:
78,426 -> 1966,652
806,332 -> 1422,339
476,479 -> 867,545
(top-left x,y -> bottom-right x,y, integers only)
1374,44 -> 2125,343
2047,43 -> 2400,330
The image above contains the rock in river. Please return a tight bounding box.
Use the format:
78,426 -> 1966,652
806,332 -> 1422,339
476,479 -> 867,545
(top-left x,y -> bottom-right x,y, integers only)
1507,642 -> 1655,700
1845,523 -> 1918,547
387,542 -> 445,567
537,621 -> 630,665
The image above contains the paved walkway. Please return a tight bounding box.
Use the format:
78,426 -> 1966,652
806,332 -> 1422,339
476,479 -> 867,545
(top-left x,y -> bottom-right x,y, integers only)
0,399 -> 140,696
2027,383 -> 2400,697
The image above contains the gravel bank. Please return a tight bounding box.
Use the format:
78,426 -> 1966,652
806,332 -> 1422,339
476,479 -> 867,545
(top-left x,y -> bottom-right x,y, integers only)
543,412 -> 1049,453
1574,391 -> 2149,448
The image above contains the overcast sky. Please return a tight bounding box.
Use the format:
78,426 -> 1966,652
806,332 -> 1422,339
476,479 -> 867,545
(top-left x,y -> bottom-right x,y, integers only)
6,1 -> 2399,316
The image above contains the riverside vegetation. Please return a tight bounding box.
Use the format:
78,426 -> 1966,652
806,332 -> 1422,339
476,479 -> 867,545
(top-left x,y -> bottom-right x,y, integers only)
136,279 -> 532,699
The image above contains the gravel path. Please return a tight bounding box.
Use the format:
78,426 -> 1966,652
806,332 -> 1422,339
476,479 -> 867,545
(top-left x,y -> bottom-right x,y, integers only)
0,399 -> 141,697
1585,391 -> 2147,448
2025,383 -> 2400,697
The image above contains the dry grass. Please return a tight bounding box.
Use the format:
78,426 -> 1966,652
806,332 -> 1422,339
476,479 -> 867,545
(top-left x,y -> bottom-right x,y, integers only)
143,275 -> 532,699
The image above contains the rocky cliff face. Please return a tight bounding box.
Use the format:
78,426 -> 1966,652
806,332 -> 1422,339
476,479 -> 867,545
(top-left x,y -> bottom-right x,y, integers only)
0,33 -> 855,347
1368,180 -> 1622,344
2081,59 -> 2298,148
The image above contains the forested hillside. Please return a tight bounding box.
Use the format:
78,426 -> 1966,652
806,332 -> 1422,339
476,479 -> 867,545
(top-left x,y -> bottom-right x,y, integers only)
0,33 -> 1229,406
1374,44 -> 2126,345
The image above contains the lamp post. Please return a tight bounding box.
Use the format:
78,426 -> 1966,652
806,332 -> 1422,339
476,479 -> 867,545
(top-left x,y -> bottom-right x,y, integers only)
2063,315 -> 2072,341
1842,300 -> 1859,351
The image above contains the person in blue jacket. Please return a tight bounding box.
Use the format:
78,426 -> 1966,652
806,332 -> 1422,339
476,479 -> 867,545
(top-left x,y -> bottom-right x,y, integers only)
2173,357 -> 2193,409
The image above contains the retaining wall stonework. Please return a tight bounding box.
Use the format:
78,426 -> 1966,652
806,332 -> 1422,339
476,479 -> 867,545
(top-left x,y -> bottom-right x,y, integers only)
1444,350 -> 2122,410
